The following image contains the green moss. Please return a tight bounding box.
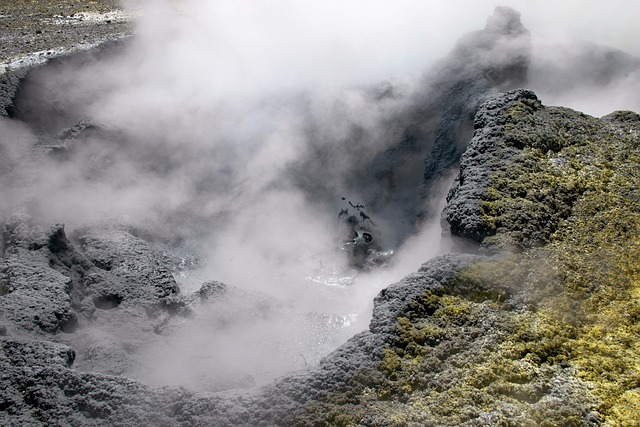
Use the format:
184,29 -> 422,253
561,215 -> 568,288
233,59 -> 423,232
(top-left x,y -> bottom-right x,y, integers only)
476,106 -> 640,422
298,105 -> 640,425
363,287 -> 580,424
479,148 -> 588,248
607,389 -> 640,427
479,105 -> 639,251
349,109 -> 638,425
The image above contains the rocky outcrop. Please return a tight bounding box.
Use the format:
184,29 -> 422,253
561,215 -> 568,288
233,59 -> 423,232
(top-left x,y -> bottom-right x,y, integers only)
279,90 -> 640,425
0,217 -> 179,334
290,6 -> 531,247
78,224 -> 179,306
1,218 -> 80,335
0,253 -> 486,427
1,90 -> 638,425
0,216 -> 184,380
444,89 -> 640,250
1,4 -> 639,426
420,6 -> 530,197
442,89 -> 542,244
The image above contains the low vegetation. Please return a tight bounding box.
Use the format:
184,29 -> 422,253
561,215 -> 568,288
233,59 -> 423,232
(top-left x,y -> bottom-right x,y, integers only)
296,101 -> 640,425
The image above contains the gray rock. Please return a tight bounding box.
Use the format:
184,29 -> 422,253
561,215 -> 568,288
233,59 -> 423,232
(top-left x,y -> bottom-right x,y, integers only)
0,220 -> 78,335
77,223 -> 179,307
443,88 -> 640,249
601,110 -> 640,129
0,337 -> 75,368
370,253 -> 483,334
0,215 -> 189,380
0,67 -> 29,117
290,6 -> 531,248
442,89 -> 541,243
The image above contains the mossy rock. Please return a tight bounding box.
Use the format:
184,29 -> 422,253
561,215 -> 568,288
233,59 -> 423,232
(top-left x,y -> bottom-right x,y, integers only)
311,90 -> 640,426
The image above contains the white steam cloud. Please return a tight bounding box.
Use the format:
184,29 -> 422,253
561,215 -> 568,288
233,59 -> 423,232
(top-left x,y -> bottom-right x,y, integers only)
1,0 -> 639,389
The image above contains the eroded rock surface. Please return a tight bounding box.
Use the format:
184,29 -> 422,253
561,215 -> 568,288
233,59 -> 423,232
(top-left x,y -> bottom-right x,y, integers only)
444,89 -> 640,250
1,4 -> 640,426
289,6 -> 531,247
1,93 -> 638,426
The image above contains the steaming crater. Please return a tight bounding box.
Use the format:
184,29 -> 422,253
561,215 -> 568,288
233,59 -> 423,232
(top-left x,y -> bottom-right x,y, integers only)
1,1 -> 640,403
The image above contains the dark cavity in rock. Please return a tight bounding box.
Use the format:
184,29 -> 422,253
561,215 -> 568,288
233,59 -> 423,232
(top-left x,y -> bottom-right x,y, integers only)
93,293 -> 123,310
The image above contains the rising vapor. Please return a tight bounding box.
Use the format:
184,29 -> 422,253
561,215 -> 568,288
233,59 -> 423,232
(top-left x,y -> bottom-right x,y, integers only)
1,0 -> 639,389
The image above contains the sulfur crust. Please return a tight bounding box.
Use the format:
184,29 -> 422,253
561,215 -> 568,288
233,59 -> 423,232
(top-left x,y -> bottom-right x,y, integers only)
299,97 -> 640,426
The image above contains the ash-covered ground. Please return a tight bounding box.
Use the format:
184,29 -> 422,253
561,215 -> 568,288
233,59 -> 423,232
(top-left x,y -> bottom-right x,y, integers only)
0,0 -> 132,71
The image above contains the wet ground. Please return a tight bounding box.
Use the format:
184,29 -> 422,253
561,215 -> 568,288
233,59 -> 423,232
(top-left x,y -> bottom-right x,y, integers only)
0,0 -> 133,67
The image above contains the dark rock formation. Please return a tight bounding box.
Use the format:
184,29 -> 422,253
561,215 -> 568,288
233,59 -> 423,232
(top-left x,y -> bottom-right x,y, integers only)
420,6 -> 529,193
1,85 -> 638,425
1,3 -> 639,426
444,88 -> 640,250
0,216 -> 185,378
290,6 -> 531,247
442,89 -> 542,244
1,218 -> 79,335
78,224 -> 179,305
0,68 -> 29,117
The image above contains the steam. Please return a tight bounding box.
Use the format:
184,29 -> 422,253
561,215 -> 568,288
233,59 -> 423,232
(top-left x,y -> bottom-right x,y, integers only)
1,0 -> 639,390
511,0 -> 640,115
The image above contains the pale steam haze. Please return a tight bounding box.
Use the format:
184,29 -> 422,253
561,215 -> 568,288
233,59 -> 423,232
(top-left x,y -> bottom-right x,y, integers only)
512,0 -> 640,116
1,0 -> 638,390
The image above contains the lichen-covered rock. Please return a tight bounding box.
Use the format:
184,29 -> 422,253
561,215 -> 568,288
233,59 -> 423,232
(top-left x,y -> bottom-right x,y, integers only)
431,89 -> 640,425
370,253 -> 482,335
283,88 -> 640,424
444,88 -> 640,250
1,3 -> 639,426
442,89 -> 541,244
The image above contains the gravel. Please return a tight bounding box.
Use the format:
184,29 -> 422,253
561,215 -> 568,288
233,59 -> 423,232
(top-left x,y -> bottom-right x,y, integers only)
0,0 -> 133,72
